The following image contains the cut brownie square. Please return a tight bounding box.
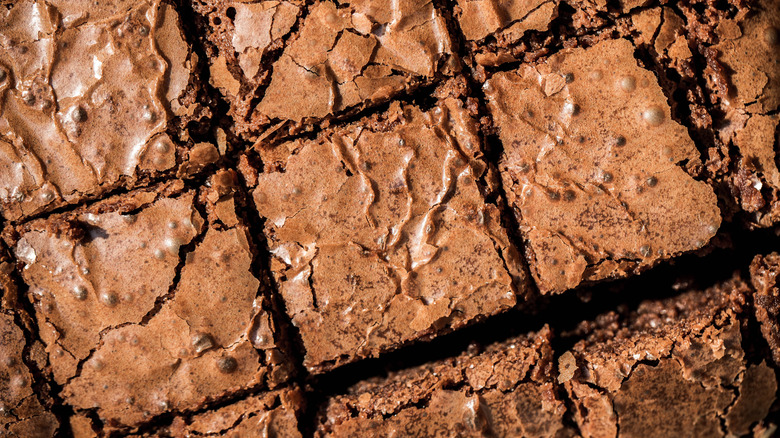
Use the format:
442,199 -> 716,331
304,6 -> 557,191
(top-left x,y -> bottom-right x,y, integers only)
6,172 -> 293,433
690,0 -> 780,227
0,0 -> 212,222
750,252 -> 780,367
486,38 -> 721,294
559,277 -> 778,437
316,326 -> 567,437
194,0 -> 460,142
244,91 -> 525,372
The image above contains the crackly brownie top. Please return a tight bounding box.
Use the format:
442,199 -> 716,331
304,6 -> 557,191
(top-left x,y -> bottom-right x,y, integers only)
11,175 -> 291,431
454,0 -> 559,42
560,279 -> 778,437
249,97 -> 524,371
487,38 -> 720,294
318,326 -> 567,437
240,0 -> 458,139
0,0 -> 200,222
0,313 -> 59,437
192,0 -> 302,121
750,252 -> 780,366
700,0 -> 780,226
148,387 -> 303,438
704,0 -> 780,115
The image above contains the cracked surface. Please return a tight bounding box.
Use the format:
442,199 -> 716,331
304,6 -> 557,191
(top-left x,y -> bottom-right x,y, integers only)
0,0 -> 779,435
8,174 -> 293,432
0,313 -> 59,437
487,38 -> 721,294
0,0 -> 206,222
559,277 -> 778,437
693,0 -> 780,227
316,326 -> 568,437
191,0 -> 303,133
246,95 -> 525,372
136,386 -> 304,437
750,252 -> 780,367
456,0 -> 559,43
455,0 -> 560,67
229,0 -> 459,142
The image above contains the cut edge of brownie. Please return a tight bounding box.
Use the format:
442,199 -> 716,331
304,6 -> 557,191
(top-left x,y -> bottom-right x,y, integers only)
313,325 -> 568,437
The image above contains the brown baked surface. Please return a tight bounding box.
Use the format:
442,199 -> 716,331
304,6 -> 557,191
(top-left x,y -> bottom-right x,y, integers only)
0,0 -> 778,436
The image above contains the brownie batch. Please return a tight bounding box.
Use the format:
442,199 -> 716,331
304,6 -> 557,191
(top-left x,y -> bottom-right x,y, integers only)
0,0 -> 779,436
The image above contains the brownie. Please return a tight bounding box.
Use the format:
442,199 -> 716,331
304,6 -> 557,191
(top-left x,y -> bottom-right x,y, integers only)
0,253 -> 59,438
6,173 -> 293,433
485,37 -> 721,294
453,0 -> 561,68
316,326 -> 568,437
750,252 -> 780,367
194,0 -> 460,142
0,313 -> 59,438
559,277 -> 778,437
453,0 -> 687,69
0,0 -> 212,222
136,386 -> 304,437
190,0 -> 303,133
243,90 -> 525,372
690,0 -> 780,227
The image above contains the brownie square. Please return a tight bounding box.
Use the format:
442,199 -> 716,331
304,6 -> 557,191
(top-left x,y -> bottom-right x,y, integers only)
194,0 -> 460,143
559,278 -> 778,437
316,327 -> 567,437
694,0 -> 780,227
486,38 -> 721,294
0,0 -> 211,222
7,172 -> 293,432
245,92 -> 526,372
750,252 -> 780,367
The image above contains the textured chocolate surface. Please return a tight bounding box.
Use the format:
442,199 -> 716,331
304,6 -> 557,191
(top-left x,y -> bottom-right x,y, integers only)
317,326 -> 567,437
750,252 -> 780,367
247,94 -> 524,372
9,174 -> 292,432
560,278 -> 778,437
487,38 -> 720,294
0,0 -> 207,222
0,313 -> 59,438
455,0 -> 559,43
697,0 -> 780,227
197,0 -> 459,142
191,0 -> 302,131
0,0 -> 779,436
142,387 -> 304,438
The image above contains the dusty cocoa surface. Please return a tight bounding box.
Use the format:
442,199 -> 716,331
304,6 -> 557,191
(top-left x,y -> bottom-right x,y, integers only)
0,0 -> 779,436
